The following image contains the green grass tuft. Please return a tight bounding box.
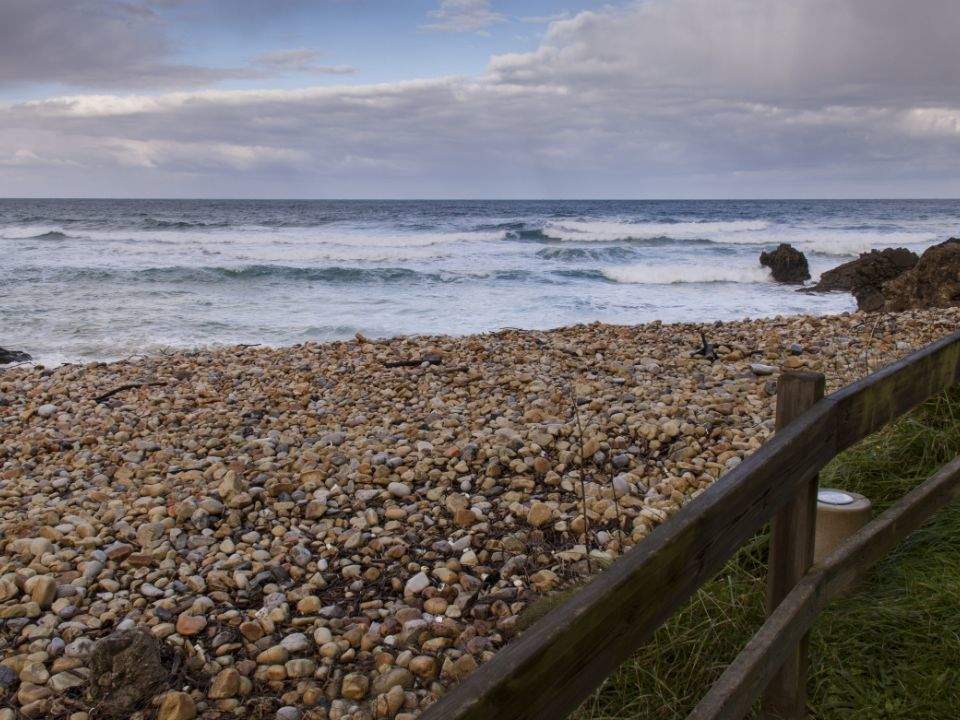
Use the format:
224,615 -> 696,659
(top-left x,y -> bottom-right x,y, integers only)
576,387 -> 960,720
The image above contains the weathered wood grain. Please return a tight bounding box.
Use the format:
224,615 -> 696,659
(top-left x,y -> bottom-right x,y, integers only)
689,454 -> 960,720
421,399 -> 839,720
762,372 -> 825,720
831,329 -> 960,450
422,330 -> 960,720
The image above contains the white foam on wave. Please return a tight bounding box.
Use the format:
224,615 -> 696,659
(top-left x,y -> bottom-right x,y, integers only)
0,226 -> 75,240
602,263 -> 772,284
718,229 -> 940,256
537,219 -> 944,258
541,219 -> 771,241
2,224 -> 503,247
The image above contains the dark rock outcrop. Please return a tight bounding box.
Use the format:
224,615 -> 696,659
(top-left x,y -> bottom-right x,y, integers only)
806,247 -> 919,312
86,629 -> 170,718
0,347 -> 31,365
880,238 -> 960,312
759,244 -> 810,284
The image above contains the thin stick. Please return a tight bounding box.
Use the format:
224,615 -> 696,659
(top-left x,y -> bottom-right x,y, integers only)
94,381 -> 166,404
569,385 -> 593,575
606,460 -> 627,555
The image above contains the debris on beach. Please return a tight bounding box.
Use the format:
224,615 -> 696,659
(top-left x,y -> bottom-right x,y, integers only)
0,309 -> 957,719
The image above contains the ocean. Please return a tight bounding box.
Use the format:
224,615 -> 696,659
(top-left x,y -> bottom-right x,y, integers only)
2,198 -> 958,365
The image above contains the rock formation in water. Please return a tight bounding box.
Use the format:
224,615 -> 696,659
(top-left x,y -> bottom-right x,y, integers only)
759,243 -> 810,284
805,247 -> 918,311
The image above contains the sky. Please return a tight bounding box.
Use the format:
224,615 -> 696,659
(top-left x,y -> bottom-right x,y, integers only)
1,0 -> 959,199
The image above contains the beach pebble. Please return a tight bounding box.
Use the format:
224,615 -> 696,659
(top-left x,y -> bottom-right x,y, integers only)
388,481 -> 411,498
0,308 -> 955,719
157,691 -> 197,720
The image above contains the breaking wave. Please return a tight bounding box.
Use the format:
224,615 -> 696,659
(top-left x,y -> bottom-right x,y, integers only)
601,264 -> 772,284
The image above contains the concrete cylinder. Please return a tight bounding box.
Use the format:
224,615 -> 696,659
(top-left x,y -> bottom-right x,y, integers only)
814,489 -> 872,564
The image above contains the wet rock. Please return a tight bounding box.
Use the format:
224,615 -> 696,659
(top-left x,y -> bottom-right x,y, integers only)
759,243 -> 810,283
0,347 -> 31,365
881,238 -> 960,312
805,247 -> 918,311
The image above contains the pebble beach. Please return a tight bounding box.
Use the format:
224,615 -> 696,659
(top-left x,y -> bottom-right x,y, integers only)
1,308 -> 959,720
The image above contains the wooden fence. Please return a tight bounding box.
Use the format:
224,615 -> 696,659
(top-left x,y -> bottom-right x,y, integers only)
421,328 -> 960,720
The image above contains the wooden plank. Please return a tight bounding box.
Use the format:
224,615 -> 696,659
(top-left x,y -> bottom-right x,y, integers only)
689,454 -> 960,720
762,372 -> 825,720
422,331 -> 960,720
831,329 -> 960,450
420,399 -> 840,720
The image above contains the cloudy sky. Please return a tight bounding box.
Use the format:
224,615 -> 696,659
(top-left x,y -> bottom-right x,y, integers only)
1,0 -> 959,198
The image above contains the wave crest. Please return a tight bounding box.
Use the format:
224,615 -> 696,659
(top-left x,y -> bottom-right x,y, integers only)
602,263 -> 772,285
537,219 -> 771,242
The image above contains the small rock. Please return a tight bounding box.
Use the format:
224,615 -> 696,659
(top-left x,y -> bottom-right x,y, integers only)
387,481 -> 411,498
19,661 -> 49,685
157,691 -> 197,720
371,667 -> 414,695
176,613 -> 207,637
526,502 -> 553,528
26,575 -> 57,608
209,667 -> 240,699
341,672 -> 369,700
280,632 -> 309,653
37,403 -> 58,418
48,671 -> 84,692
404,571 -> 430,596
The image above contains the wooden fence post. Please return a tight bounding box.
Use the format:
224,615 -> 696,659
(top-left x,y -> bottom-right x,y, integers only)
761,370 -> 826,719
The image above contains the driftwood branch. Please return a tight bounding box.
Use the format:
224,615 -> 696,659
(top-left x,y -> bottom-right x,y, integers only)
383,353 -> 443,368
691,332 -> 718,361
94,381 -> 166,404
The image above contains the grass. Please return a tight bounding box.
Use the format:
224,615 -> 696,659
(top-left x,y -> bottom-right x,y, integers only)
574,386 -> 960,720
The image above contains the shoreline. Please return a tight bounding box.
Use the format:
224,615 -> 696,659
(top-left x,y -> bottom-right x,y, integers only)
1,308 -> 959,719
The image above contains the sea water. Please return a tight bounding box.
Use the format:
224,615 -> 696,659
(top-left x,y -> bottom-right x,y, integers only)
1,198 -> 958,365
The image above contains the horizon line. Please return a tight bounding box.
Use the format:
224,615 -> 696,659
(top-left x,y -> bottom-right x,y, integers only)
2,196 -> 960,202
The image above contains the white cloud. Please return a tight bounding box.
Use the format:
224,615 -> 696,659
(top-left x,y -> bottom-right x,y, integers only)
2,0 -> 960,197
422,0 -> 506,33
901,108 -> 960,138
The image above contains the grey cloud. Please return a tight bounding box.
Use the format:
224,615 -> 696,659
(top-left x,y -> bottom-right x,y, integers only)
2,0 -> 960,197
0,0 -> 244,88
0,0 -> 253,89
253,49 -> 357,76
489,0 -> 960,107
0,1 -> 355,90
422,0 -> 506,33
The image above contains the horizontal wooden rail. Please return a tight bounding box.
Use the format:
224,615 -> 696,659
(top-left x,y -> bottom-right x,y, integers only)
689,454 -> 960,720
422,329 -> 960,720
